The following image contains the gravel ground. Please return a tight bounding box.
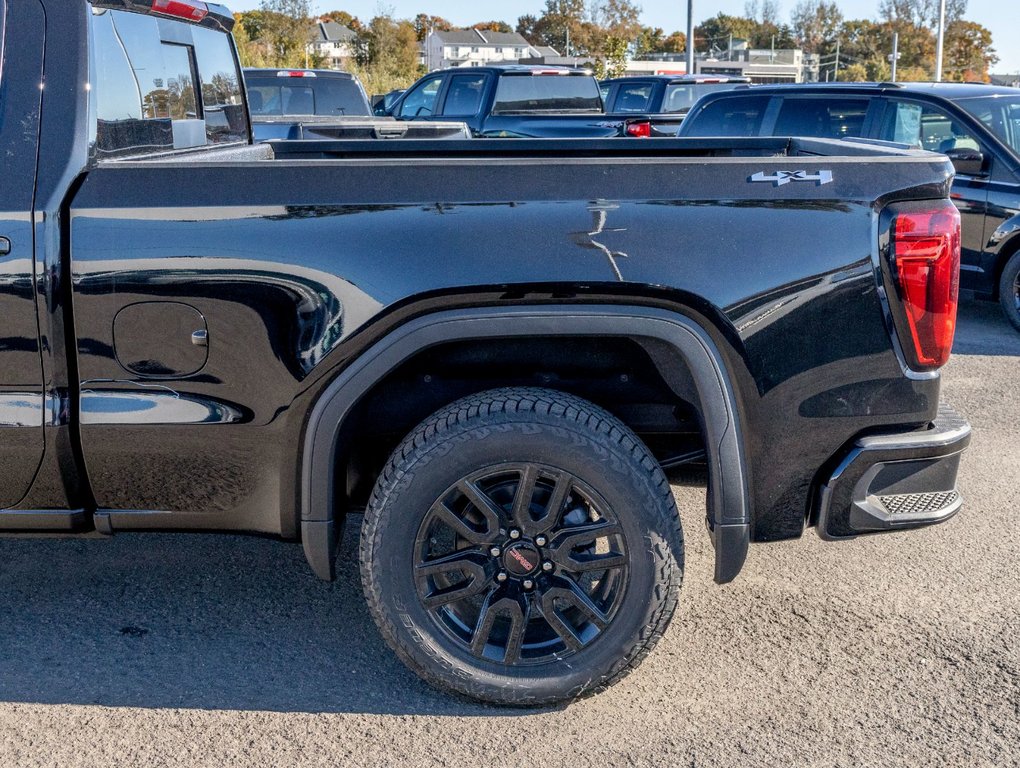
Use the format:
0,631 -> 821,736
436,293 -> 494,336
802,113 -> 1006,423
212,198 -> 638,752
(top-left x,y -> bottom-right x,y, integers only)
1,299 -> 1017,768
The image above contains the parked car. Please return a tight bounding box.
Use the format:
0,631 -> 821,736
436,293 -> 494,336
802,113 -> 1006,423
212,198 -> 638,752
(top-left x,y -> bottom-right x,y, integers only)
679,82 -> 1020,330
599,74 -> 751,136
371,88 -> 406,115
2,0 -> 971,707
380,65 -> 650,138
245,69 -> 469,141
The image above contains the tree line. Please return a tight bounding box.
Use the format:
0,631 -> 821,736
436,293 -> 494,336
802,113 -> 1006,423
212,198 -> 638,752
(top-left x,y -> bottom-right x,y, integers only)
232,0 -> 999,95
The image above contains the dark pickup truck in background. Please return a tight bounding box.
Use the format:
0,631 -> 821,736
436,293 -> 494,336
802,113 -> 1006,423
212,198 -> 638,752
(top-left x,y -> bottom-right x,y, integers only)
679,82 -> 1020,330
380,65 -> 651,138
1,0 -> 970,707
245,68 -> 471,141
599,74 -> 751,137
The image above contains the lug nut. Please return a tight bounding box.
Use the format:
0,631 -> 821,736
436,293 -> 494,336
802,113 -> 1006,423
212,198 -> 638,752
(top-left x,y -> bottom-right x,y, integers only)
496,572 -> 508,583
542,561 -> 553,572
490,547 -> 502,557
509,529 -> 522,540
535,535 -> 547,547
523,579 -> 534,590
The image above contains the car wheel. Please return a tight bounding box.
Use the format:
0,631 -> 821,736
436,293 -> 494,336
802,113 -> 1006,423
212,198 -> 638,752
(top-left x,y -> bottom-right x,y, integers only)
360,387 -> 684,706
999,251 -> 1020,333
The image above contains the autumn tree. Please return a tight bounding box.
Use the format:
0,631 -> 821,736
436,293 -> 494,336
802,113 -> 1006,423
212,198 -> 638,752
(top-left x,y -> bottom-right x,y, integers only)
319,10 -> 362,31
694,14 -> 758,54
413,13 -> 452,41
472,21 -> 513,34
516,0 -> 590,54
745,0 -> 781,26
942,19 -> 998,81
791,0 -> 843,54
878,0 -> 967,28
353,14 -> 421,94
257,0 -> 315,64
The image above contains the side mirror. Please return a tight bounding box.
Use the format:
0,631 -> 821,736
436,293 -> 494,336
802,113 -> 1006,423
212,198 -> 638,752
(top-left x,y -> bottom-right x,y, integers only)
945,147 -> 987,177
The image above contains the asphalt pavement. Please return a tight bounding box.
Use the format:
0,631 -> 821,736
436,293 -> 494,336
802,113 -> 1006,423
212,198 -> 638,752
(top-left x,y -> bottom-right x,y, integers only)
1,298 -> 1017,767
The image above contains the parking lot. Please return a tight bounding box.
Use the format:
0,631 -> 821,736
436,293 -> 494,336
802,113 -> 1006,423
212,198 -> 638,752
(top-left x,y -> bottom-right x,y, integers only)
0,299 -> 1017,768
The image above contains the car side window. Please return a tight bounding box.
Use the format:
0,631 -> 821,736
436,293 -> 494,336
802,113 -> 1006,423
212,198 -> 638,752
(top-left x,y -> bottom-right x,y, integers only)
90,8 -> 247,159
681,95 -> 771,137
442,74 -> 486,117
773,98 -> 869,139
399,77 -> 442,118
881,101 -> 980,153
614,84 -> 653,113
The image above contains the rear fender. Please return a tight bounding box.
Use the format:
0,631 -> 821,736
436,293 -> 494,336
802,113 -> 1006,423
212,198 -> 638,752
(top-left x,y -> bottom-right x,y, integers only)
300,305 -> 752,585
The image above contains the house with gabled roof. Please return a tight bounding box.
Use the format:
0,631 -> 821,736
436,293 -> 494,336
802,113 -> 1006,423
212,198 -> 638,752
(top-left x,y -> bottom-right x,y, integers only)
422,28 -> 551,71
308,20 -> 358,70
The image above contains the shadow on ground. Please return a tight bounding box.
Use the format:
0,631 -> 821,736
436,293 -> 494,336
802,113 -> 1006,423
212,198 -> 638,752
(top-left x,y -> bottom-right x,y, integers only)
953,298 -> 1020,356
0,522 -> 537,717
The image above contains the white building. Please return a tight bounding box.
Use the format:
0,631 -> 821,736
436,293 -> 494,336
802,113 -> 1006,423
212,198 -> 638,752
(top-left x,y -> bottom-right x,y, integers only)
423,29 -> 548,71
308,21 -> 358,70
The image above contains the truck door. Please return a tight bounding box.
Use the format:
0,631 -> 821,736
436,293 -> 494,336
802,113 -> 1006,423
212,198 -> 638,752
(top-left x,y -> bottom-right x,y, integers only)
0,0 -> 47,509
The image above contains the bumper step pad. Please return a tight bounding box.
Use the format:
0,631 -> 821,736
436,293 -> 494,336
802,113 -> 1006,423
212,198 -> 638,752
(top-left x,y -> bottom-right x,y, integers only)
816,404 -> 971,539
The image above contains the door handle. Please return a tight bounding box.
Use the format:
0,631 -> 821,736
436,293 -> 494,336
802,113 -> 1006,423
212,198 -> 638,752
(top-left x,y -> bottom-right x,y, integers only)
0,237 -> 10,256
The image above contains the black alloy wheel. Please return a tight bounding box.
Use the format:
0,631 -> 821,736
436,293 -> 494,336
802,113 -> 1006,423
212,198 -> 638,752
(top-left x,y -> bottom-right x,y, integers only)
360,388 -> 684,706
413,463 -> 629,665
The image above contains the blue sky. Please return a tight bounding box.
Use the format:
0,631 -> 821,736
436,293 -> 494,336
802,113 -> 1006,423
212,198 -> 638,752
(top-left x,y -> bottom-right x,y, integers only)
228,0 -> 1020,72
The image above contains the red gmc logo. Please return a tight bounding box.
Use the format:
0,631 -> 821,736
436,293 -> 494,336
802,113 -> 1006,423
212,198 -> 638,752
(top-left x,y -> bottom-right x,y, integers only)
508,549 -> 534,571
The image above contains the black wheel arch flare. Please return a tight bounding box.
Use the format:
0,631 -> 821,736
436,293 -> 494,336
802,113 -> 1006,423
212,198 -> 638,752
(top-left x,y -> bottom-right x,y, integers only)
300,305 -> 752,585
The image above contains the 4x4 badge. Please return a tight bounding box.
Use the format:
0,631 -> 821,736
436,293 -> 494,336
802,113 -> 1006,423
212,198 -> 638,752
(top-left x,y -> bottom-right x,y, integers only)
749,170 -> 834,186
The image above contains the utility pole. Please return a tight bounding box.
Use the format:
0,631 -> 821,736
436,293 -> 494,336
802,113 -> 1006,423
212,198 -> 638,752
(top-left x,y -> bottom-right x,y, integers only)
934,0 -> 947,82
833,39 -> 840,81
686,0 -> 694,75
890,31 -> 900,82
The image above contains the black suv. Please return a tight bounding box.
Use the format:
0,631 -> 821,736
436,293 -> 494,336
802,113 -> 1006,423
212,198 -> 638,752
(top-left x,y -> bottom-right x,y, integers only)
679,83 -> 1020,330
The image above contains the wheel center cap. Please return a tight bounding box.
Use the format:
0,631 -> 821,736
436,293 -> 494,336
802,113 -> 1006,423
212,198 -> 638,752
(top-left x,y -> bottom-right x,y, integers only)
503,542 -> 540,576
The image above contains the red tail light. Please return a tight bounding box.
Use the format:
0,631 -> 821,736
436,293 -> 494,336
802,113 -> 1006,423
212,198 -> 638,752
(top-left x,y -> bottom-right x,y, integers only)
891,202 -> 961,369
151,0 -> 209,22
626,121 -> 651,138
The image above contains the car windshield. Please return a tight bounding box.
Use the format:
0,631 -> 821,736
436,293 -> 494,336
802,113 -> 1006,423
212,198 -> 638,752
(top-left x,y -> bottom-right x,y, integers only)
245,74 -> 371,117
957,96 -> 1020,158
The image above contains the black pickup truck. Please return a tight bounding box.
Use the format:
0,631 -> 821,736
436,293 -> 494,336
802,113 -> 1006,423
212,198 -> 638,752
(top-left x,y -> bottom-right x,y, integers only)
380,65 -> 650,138
245,68 -> 471,142
599,74 -> 751,136
1,0 -> 971,707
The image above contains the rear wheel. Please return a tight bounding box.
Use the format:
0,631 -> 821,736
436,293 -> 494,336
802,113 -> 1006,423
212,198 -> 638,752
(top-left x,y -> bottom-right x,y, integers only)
360,388 -> 684,706
999,251 -> 1020,332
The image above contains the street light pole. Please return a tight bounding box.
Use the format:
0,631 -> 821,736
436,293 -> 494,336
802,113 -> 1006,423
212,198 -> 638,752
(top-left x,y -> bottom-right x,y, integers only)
934,0 -> 947,82
686,0 -> 694,75
890,31 -> 899,82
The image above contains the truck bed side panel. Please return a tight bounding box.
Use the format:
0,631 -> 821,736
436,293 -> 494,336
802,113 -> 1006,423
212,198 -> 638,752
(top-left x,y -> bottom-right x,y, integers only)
69,156 -> 946,539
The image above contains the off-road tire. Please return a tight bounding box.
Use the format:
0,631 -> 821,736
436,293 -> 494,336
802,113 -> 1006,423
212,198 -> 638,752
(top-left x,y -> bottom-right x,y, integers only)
359,387 -> 684,706
999,250 -> 1020,333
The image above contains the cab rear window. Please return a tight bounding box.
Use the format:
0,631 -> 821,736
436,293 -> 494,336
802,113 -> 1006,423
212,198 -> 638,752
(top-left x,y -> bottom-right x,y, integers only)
91,8 -> 247,159
492,75 -> 602,114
